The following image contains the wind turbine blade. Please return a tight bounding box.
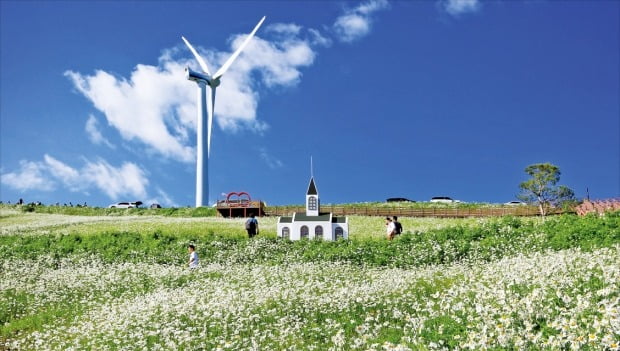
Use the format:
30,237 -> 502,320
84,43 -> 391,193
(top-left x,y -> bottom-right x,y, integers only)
213,16 -> 266,79
207,86 -> 216,157
181,36 -> 212,75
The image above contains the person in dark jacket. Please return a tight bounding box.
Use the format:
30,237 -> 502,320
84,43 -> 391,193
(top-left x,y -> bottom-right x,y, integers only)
392,216 -> 403,236
245,213 -> 259,238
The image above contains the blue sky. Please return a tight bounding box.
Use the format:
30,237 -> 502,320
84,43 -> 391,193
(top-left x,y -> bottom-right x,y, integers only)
1,0 -> 618,207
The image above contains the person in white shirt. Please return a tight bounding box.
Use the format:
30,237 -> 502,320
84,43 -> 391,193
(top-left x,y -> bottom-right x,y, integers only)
188,244 -> 199,269
385,217 -> 395,240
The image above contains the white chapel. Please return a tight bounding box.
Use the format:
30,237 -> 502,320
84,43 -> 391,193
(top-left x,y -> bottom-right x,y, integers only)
277,177 -> 349,240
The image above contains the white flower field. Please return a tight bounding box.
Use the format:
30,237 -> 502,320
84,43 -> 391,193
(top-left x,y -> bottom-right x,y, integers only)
1,208 -> 619,350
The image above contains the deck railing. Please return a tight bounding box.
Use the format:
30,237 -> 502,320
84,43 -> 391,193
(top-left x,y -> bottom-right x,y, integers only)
263,205 -> 559,218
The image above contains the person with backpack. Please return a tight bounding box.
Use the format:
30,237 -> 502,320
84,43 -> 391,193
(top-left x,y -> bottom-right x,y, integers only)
245,213 -> 259,238
392,216 -> 403,236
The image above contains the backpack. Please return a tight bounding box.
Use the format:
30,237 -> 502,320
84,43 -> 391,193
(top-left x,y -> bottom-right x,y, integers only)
245,218 -> 256,230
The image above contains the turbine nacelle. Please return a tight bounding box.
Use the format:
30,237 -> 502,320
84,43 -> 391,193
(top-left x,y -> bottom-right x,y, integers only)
185,67 -> 221,88
185,67 -> 210,83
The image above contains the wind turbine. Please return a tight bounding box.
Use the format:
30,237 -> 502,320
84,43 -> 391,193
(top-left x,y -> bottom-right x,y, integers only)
182,16 -> 266,207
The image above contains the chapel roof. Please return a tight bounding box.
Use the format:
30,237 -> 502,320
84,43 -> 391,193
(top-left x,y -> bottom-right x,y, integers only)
332,216 -> 347,224
306,177 -> 318,195
279,217 -> 293,223
294,213 -> 331,222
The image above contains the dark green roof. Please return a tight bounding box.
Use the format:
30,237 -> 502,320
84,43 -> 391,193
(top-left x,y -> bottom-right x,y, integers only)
307,177 -> 318,195
279,217 -> 293,223
332,216 -> 347,223
294,212 -> 331,222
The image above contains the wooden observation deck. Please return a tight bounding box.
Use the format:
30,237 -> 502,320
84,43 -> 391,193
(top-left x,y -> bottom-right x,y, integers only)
216,192 -> 265,218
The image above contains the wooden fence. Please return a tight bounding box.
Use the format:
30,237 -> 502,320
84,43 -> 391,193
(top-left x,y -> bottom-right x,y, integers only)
264,205 -> 559,218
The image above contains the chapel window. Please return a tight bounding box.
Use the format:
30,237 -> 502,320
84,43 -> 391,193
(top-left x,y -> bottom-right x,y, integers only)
308,196 -> 317,211
314,226 -> 323,240
282,227 -> 290,240
335,227 -> 344,240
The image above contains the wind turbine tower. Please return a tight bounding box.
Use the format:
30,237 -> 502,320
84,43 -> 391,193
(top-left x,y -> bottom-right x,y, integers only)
182,16 -> 266,207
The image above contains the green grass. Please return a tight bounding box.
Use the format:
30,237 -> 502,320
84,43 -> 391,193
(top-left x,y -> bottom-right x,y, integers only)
8,203 -> 218,217
1,212 -> 617,267
0,208 -> 487,241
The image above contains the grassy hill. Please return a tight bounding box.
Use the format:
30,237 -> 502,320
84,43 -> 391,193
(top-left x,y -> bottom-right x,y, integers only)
1,208 -> 618,350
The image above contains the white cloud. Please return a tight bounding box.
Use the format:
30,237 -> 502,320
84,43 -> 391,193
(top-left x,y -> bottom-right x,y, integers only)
333,0 -> 389,42
259,148 -> 283,169
308,28 -> 332,47
334,14 -> 370,42
65,62 -> 195,163
82,159 -> 148,200
267,23 -> 302,36
85,114 -> 115,148
440,0 -> 481,16
65,8 -> 391,166
43,155 -> 81,191
1,155 -> 149,201
147,188 -> 178,208
237,36 -> 316,88
66,25 -> 316,162
1,160 -> 55,191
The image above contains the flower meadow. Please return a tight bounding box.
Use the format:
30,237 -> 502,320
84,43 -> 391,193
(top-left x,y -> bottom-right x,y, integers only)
1,209 -> 619,350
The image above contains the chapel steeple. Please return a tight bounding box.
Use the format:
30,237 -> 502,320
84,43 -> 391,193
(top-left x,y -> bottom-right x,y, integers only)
306,177 -> 319,216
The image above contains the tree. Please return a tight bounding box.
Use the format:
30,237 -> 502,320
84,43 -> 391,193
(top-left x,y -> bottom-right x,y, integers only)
518,163 -> 575,217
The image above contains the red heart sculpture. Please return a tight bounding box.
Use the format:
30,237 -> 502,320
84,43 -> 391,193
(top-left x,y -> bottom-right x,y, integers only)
225,192 -> 252,207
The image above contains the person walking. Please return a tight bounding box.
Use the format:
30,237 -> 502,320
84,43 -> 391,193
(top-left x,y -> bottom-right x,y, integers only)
188,244 -> 199,269
385,217 -> 395,240
392,216 -> 403,236
245,213 -> 259,238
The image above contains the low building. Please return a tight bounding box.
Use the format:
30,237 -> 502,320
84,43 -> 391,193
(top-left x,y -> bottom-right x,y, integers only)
277,177 -> 349,240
